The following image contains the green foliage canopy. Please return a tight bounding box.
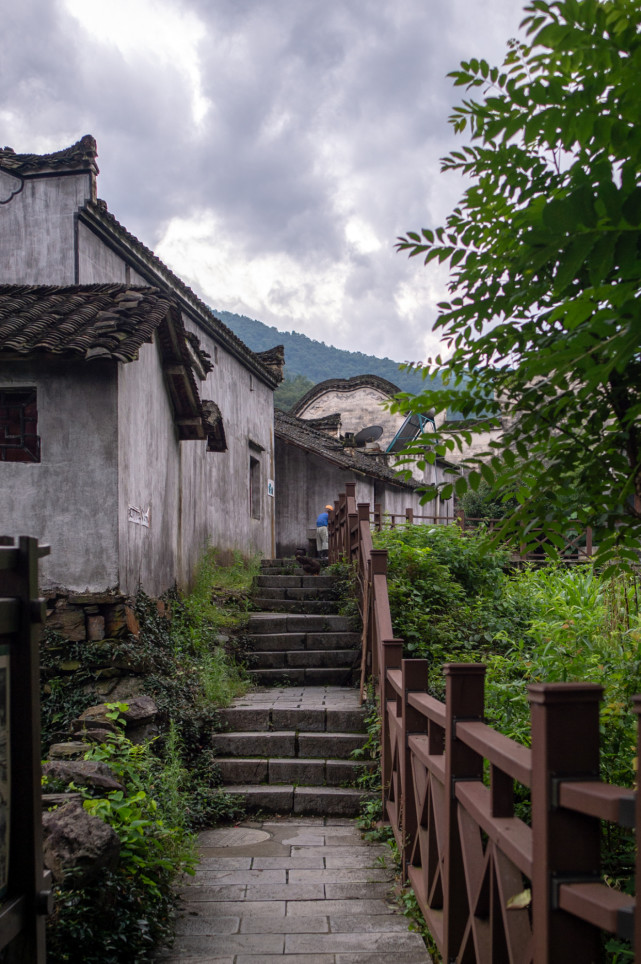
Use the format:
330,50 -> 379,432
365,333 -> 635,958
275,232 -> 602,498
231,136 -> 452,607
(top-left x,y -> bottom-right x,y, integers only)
396,0 -> 641,570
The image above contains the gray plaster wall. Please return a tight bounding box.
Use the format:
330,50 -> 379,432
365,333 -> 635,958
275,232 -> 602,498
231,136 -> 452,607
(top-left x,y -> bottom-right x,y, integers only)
78,220 -> 128,284
116,339 -> 182,596
0,359 -> 119,590
0,173 -> 92,283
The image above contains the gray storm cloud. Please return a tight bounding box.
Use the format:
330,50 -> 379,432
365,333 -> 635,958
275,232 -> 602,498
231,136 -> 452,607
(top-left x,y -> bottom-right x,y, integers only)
0,0 -> 523,361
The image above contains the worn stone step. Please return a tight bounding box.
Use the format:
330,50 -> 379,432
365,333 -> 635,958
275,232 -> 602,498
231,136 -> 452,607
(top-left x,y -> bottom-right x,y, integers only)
251,597 -> 339,614
252,586 -> 338,602
218,702 -> 366,733
247,613 -> 353,633
215,757 -> 375,786
212,730 -> 366,759
245,631 -> 360,653
246,667 -> 356,686
248,649 -> 359,670
255,574 -> 335,589
220,784 -> 372,816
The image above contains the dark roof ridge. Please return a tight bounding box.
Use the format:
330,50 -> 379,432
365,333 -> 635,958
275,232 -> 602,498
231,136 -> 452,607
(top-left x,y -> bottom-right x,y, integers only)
0,135 -> 98,176
81,199 -> 279,389
292,373 -> 402,416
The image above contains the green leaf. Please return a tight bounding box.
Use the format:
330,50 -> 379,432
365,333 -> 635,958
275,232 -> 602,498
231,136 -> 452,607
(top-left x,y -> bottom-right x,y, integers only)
621,187 -> 641,226
554,234 -> 596,291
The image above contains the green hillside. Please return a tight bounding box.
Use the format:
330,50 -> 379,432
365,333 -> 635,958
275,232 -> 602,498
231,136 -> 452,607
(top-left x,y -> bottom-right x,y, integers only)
216,309 -> 433,396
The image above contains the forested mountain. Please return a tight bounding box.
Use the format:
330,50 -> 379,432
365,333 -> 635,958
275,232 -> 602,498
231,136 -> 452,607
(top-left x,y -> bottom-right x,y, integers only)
216,309 -> 435,396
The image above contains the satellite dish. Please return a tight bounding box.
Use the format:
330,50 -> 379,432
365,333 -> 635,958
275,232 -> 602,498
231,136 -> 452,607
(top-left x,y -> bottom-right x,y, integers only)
354,425 -> 384,446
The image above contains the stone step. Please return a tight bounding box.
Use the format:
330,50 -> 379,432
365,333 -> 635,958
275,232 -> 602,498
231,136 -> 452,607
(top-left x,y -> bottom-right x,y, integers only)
252,586 -> 337,602
255,574 -> 335,589
212,730 -> 366,759
220,784 -> 372,816
218,701 -> 366,733
246,667 -> 356,686
246,631 -> 361,652
247,613 -> 352,633
248,649 -> 359,671
251,597 -> 339,614
215,757 -> 375,786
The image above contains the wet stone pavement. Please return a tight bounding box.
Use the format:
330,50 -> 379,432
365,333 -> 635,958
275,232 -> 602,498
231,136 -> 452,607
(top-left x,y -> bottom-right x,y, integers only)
156,817 -> 432,963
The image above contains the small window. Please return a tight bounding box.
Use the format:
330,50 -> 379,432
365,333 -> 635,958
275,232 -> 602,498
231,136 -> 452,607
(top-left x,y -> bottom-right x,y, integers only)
0,388 -> 40,462
250,456 -> 261,519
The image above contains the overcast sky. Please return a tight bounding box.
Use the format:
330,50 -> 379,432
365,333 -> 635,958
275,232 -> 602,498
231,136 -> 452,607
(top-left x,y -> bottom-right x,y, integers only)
1,0 -> 524,364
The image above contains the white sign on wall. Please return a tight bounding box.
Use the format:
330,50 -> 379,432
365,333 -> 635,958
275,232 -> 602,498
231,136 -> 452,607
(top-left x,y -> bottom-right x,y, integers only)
128,505 -> 151,527
267,479 -> 275,498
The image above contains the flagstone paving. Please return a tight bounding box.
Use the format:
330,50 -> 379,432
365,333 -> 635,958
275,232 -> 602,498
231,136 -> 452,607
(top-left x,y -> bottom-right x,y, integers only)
157,817 -> 432,963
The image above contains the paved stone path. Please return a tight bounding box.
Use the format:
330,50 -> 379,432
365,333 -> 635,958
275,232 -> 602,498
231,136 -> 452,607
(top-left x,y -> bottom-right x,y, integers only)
157,816 -> 432,963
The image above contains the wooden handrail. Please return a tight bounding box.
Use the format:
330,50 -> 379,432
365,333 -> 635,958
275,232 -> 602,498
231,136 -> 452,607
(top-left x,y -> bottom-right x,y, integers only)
326,486 -> 636,963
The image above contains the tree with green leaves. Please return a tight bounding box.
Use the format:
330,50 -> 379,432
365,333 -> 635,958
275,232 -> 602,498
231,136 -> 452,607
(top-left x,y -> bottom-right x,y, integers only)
395,0 -> 641,571
273,371 -> 316,411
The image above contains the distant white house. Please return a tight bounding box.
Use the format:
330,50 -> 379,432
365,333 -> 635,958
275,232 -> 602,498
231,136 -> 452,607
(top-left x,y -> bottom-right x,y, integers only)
275,406 -> 454,558
0,136 -> 283,595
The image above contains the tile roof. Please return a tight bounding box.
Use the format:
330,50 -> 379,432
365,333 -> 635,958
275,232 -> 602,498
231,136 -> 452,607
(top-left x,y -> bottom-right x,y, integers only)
79,198 -> 281,388
0,135 -> 98,176
292,374 -> 402,417
0,284 -> 175,361
0,284 -> 205,440
274,409 -> 418,489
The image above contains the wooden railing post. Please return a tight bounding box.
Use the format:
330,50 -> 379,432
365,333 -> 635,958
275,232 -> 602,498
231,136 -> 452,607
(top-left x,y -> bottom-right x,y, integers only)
456,507 -> 466,531
405,507 -> 414,525
401,659 -> 429,882
443,663 -> 486,962
1,537 -> 51,963
374,503 -> 382,531
356,502 -> 369,578
381,639 -> 403,811
633,695 -> 641,961
529,683 -> 603,963
585,526 -> 593,558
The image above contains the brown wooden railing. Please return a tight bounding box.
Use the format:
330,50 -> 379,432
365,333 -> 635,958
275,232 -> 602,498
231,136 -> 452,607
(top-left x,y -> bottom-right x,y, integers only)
328,484 -> 636,963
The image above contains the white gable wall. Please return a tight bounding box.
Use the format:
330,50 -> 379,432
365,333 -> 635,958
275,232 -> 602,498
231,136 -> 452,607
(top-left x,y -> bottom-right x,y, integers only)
297,387 -> 402,447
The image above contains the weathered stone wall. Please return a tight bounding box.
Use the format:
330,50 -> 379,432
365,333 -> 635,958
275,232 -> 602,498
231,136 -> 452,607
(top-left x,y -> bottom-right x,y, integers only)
0,357 -> 120,591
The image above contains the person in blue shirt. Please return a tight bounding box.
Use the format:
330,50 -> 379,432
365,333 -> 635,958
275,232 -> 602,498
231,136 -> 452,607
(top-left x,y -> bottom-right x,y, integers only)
316,504 -> 333,559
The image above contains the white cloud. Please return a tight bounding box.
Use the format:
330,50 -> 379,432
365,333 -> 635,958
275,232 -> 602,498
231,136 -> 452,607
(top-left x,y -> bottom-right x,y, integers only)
156,210 -> 350,335
1,0 -> 526,362
62,0 -> 211,126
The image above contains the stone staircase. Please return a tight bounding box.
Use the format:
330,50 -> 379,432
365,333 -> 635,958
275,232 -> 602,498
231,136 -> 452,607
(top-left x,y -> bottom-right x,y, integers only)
213,558 -> 373,816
